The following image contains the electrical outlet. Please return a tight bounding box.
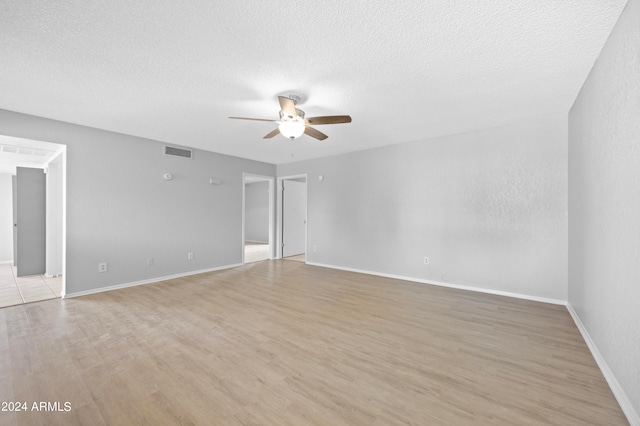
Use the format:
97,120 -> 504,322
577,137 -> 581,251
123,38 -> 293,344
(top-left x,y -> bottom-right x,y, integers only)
312,245 -> 317,252
187,252 -> 194,260
147,257 -> 154,266
423,257 -> 429,265
98,262 -> 108,273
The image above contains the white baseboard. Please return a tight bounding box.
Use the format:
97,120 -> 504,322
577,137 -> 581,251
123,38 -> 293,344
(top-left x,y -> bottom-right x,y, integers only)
567,304 -> 639,426
0,260 -> 14,265
63,263 -> 242,299
306,262 -> 566,305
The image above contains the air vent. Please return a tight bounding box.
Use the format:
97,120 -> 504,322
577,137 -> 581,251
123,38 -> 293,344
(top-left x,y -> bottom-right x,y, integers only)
164,146 -> 192,159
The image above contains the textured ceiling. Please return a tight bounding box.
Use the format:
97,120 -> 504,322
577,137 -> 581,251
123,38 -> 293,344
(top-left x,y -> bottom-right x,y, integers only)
0,0 -> 627,164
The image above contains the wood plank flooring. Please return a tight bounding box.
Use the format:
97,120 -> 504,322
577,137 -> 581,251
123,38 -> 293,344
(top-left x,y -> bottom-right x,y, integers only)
0,260 -> 628,425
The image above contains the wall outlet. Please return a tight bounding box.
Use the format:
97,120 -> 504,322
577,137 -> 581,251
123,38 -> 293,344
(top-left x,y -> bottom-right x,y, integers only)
147,257 -> 154,266
187,252 -> 194,260
423,257 -> 429,265
98,262 -> 108,273
312,245 -> 317,252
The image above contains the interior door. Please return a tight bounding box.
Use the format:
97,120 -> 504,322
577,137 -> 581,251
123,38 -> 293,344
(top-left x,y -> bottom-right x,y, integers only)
282,179 -> 306,257
15,167 -> 46,276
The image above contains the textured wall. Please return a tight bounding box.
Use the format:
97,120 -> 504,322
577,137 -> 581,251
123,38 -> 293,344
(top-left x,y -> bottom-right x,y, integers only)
245,181 -> 269,242
0,109 -> 275,295
568,0 -> 640,421
0,173 -> 13,263
279,114 -> 568,301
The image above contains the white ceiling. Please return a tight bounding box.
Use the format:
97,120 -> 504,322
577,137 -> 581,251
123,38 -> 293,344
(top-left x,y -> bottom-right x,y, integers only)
0,0 -> 627,165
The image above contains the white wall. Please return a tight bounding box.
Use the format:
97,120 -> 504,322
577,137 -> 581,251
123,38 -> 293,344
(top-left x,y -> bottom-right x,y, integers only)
0,173 -> 13,263
278,114 -> 568,302
45,151 -> 64,276
244,181 -> 269,242
568,0 -> 640,422
0,109 -> 275,296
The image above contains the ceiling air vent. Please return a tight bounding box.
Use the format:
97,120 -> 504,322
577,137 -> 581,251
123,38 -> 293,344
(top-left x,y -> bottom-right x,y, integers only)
164,146 -> 192,159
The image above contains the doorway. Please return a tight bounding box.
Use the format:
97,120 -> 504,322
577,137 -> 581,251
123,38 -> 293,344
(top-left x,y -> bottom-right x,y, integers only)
277,174 -> 307,261
242,173 -> 275,264
0,135 -> 66,308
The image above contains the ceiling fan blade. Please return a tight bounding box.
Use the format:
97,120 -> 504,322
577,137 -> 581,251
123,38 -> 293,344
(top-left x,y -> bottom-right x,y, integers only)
263,128 -> 281,139
306,115 -> 352,125
278,96 -> 298,119
229,116 -> 275,122
304,126 -> 328,140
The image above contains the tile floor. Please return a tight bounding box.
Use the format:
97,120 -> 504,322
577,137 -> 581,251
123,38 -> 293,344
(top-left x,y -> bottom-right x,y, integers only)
0,263 -> 62,308
243,242 -> 306,263
244,241 -> 270,263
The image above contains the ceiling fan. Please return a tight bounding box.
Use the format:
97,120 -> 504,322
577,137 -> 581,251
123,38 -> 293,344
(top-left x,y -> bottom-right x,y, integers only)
229,95 -> 352,140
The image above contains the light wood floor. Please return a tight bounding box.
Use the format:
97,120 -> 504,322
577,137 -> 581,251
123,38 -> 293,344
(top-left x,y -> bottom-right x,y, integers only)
0,261 -> 628,425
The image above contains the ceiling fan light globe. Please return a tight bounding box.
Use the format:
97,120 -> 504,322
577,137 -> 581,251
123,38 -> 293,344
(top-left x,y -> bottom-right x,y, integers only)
278,121 -> 305,140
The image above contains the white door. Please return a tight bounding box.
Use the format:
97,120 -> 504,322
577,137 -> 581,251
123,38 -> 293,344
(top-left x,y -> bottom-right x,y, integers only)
282,180 -> 306,257
15,167 -> 46,276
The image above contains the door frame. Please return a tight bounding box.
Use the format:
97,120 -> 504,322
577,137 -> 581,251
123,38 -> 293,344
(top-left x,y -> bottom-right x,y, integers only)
3,136 -> 66,296
242,173 -> 275,264
277,174 -> 307,259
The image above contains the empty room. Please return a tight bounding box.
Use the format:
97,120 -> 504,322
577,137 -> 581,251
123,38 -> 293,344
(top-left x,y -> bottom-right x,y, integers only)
0,1 -> 638,425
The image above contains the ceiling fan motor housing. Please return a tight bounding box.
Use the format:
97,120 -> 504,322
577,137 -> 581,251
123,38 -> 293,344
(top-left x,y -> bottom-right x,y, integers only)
280,109 -> 305,120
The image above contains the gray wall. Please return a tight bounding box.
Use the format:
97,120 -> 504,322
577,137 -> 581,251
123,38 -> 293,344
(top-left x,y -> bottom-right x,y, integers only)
0,109 -> 275,295
245,181 -> 269,243
568,0 -> 640,420
279,114 -> 568,302
0,173 -> 13,263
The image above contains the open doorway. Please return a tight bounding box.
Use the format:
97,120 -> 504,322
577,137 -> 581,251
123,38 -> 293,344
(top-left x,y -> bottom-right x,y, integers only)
242,173 -> 275,264
0,135 -> 66,308
277,174 -> 307,262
